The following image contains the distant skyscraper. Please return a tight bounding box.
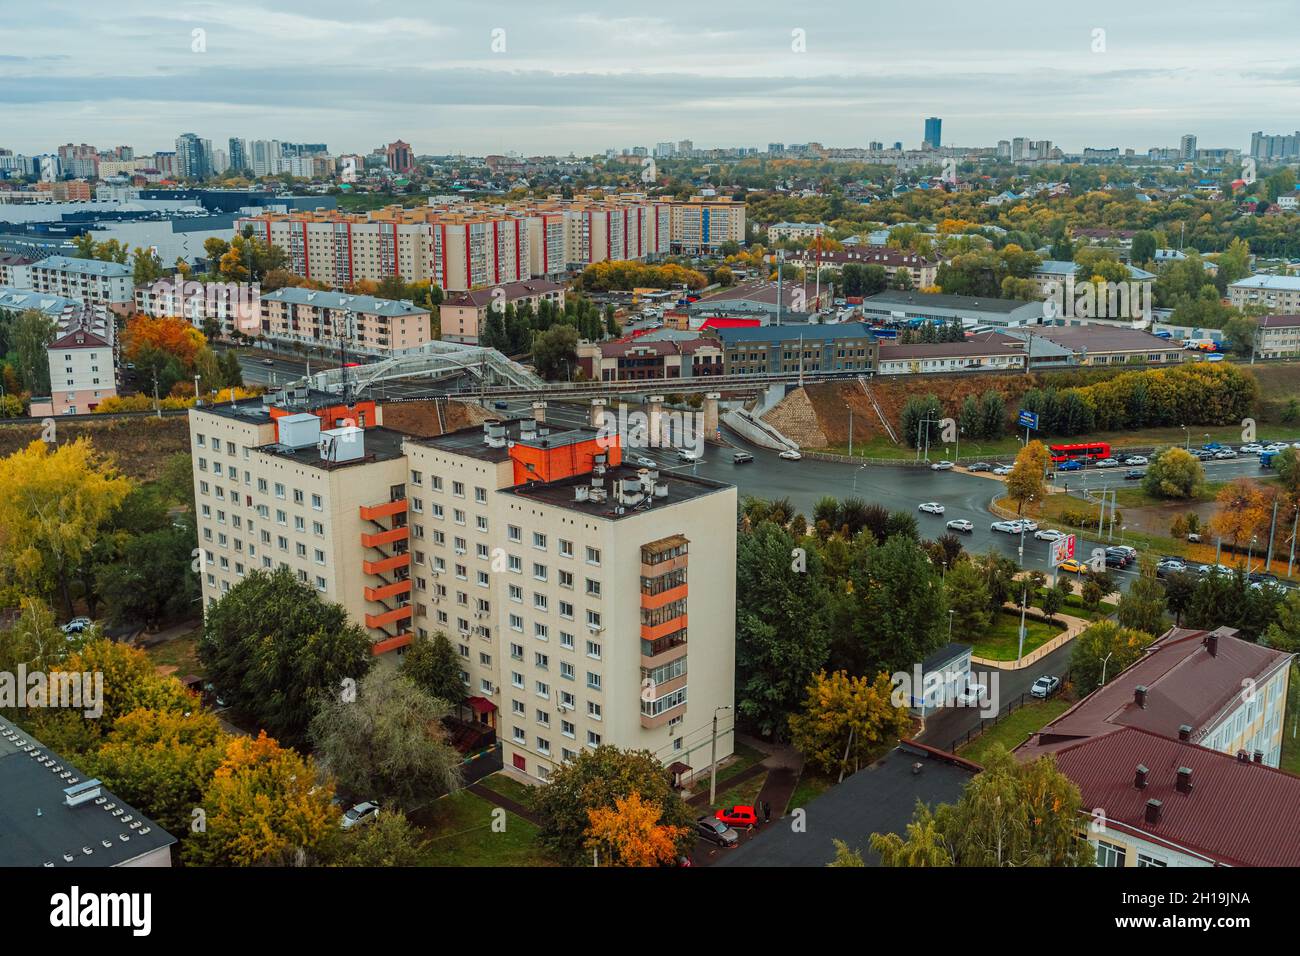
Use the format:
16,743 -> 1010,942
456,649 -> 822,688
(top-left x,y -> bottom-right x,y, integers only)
385,140 -> 414,174
174,133 -> 211,180
677,139 -> 693,157
228,138 -> 248,173
250,140 -> 283,177
1180,134 -> 1197,160
924,117 -> 942,149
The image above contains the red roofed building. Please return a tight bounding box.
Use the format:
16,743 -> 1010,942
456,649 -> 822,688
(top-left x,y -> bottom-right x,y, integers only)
1051,726 -> 1300,867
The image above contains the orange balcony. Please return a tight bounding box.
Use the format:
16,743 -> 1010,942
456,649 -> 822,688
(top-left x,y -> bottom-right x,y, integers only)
363,553 -> 410,575
640,582 -> 688,612
365,579 -> 412,602
361,526 -> 409,548
371,632 -> 413,656
365,605 -> 413,630
641,615 -> 687,642
360,499 -> 408,521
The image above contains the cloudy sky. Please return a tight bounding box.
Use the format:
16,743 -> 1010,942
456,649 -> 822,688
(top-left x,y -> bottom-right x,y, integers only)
4,0 -> 1299,157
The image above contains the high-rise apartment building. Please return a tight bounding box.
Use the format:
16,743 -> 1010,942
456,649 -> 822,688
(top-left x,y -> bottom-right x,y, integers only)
385,140 -> 415,174
175,133 -> 211,180
228,138 -> 248,174
923,117 -> 942,149
187,398 -> 737,781
1180,133 -> 1198,160
664,196 -> 747,253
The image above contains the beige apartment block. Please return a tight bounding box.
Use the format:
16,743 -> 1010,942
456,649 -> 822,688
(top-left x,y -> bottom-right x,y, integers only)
189,397 -> 737,782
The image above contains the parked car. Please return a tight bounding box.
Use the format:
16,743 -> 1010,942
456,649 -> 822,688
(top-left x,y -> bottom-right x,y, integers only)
991,520 -> 1022,534
1124,469 -> 1145,481
1030,675 -> 1062,699
1156,558 -> 1187,578
715,805 -> 758,828
1095,457 -> 1120,468
633,455 -> 657,468
1056,459 -> 1082,472
778,449 -> 802,461
695,816 -> 739,847
60,617 -> 93,636
1194,449 -> 1215,461
1058,558 -> 1088,574
930,460 -> 954,471
493,400 -> 510,410
957,683 -> 987,706
1214,449 -> 1238,459
992,464 -> 1013,476
340,801 -> 380,830
967,461 -> 992,472
918,501 -> 945,515
946,518 -> 974,534
1018,519 -> 1039,532
1104,548 -> 1130,568
1241,443 -> 1263,454
1034,529 -> 1063,541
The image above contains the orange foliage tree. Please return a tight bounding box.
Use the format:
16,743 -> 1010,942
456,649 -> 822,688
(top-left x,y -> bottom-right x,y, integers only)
585,792 -> 688,867
122,314 -> 207,371
1209,478 -> 1274,551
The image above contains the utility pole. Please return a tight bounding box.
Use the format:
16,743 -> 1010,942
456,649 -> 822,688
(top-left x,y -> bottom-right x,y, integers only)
1017,584 -> 1028,661
1289,507 -> 1298,577
1267,495 -> 1280,571
846,405 -> 854,457
1100,651 -> 1114,686
152,369 -> 161,419
708,705 -> 732,804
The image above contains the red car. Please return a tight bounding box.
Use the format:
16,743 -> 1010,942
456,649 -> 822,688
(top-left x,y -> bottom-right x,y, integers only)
715,805 -> 758,828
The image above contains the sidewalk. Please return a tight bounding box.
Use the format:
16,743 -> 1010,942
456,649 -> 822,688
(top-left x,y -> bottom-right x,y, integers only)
466,781 -> 543,826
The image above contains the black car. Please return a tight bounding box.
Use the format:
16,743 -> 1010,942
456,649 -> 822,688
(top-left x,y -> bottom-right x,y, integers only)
493,401 -> 509,410
967,462 -> 991,472
1249,571 -> 1279,586
695,816 -> 739,847
1124,469 -> 1144,481
1105,547 -> 1132,568
733,452 -> 754,465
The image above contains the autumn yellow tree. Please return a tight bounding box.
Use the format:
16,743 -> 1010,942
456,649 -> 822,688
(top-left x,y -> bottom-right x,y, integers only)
183,731 -> 336,867
1005,439 -> 1051,514
788,670 -> 912,777
0,438 -> 131,617
584,792 -> 687,867
1209,478 -> 1273,552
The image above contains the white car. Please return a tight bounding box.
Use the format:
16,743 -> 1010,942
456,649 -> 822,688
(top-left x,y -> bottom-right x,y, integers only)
918,502 -> 945,515
1018,519 -> 1039,532
778,449 -> 802,461
992,464 -> 1012,476
60,617 -> 93,636
633,455 -> 657,468
1095,458 -> 1120,468
341,801 -> 381,830
991,520 -> 1022,534
930,460 -> 955,471
1034,528 -> 1063,541
1214,449 -> 1237,459
946,519 -> 974,533
677,449 -> 701,463
1030,675 -> 1061,699
1240,443 -> 1263,454
957,683 -> 988,706
1123,455 -> 1149,466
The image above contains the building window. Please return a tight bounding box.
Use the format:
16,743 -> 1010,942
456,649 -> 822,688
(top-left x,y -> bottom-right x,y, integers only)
1095,841 -> 1126,868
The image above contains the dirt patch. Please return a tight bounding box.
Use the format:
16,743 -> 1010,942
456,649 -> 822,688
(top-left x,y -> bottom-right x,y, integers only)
0,416 -> 191,481
379,400 -> 498,438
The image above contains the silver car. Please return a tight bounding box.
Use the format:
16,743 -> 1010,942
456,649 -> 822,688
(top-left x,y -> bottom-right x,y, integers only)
341,801 -> 381,830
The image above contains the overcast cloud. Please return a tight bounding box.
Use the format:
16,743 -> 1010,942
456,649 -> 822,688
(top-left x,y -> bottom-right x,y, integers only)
3,0 -> 1299,155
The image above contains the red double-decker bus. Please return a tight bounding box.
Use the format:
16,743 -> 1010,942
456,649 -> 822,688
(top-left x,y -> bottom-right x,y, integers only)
1049,442 -> 1111,463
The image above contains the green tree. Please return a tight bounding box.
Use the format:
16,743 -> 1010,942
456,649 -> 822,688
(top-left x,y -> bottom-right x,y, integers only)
1071,621 -> 1156,695
1116,556 -> 1166,635
198,567 -> 373,748
788,670 -> 912,777
944,558 -> 992,637
12,310 -> 56,394
401,631 -> 465,705
1142,447 -> 1205,500
533,324 -> 579,380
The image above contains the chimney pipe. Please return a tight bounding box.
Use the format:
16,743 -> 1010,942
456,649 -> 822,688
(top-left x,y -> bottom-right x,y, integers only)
1253,750 -> 1265,764
1205,632 -> 1218,657
1236,749 -> 1249,762
1178,724 -> 1192,742
1176,767 -> 1193,793
1144,798 -> 1162,826
1133,764 -> 1149,789
1134,685 -> 1148,709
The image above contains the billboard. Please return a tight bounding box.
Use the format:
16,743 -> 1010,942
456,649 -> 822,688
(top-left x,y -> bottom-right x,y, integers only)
1049,533 -> 1076,566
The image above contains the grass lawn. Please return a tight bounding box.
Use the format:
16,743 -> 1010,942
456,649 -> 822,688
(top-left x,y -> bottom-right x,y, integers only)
476,771 -> 536,808
957,697 -> 1075,763
702,769 -> 768,814
686,740 -> 766,795
414,790 -> 552,867
144,629 -> 202,673
785,771 -> 835,814
971,610 -> 1067,661
1030,588 -> 1117,622
1282,665 -> 1300,777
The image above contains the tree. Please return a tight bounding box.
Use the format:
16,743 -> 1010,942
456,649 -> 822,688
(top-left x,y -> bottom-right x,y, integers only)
1208,478 -> 1272,551
1071,621 -> 1156,695
1130,231 -> 1157,267
1163,570 -> 1198,625
532,746 -> 694,865
183,731 -> 336,867
85,707 -> 229,836
0,438 -> 131,618
1142,447 -> 1205,500
1222,315 -> 1259,357
788,670 -> 912,777
0,597 -> 76,675
322,810 -> 425,867
874,746 -> 1093,866
829,839 -> 870,867
585,792 -> 687,867
95,523 -> 199,628
1263,588 -> 1300,653
309,668 -> 461,810
735,522 -> 832,738
1116,556 -> 1166,635
12,309 -> 56,394
401,632 -> 465,705
1006,440 -> 1050,514
944,558 -> 992,637
533,324 -> 579,380
199,567 -> 373,749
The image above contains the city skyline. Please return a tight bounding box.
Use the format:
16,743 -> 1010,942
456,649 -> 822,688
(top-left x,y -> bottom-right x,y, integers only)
4,0 -> 1300,156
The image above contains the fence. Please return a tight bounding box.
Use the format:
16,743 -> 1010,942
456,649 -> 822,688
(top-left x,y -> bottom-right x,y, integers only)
948,671 -> 1071,755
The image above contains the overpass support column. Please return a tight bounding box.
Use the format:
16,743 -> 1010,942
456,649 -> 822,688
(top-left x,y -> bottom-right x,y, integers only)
532,401 -> 547,423
646,395 -> 665,446
702,392 -> 721,441
589,397 -> 608,429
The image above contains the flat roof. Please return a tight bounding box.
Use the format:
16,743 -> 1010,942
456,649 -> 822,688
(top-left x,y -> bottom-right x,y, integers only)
32,255 -> 132,278
0,716 -> 176,867
1230,274 -> 1300,291
863,290 -> 1041,315
716,321 -> 876,345
258,424 -> 408,469
502,462 -> 731,520
261,287 -> 429,316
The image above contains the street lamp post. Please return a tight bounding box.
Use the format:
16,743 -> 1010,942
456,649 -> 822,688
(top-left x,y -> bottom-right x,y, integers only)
709,705 -> 732,805
1100,651 -> 1114,686
846,405 -> 854,457
1182,425 -> 1190,450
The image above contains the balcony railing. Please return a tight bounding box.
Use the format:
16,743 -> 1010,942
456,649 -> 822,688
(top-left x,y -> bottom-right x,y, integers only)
361,526 -> 409,548
365,605 -> 413,630
362,553 -> 410,575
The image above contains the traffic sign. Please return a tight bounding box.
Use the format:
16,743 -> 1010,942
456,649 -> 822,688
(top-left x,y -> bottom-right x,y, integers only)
1017,409 -> 1039,430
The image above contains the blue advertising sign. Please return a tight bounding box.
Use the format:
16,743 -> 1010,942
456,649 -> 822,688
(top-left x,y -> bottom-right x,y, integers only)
1017,410 -> 1039,430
